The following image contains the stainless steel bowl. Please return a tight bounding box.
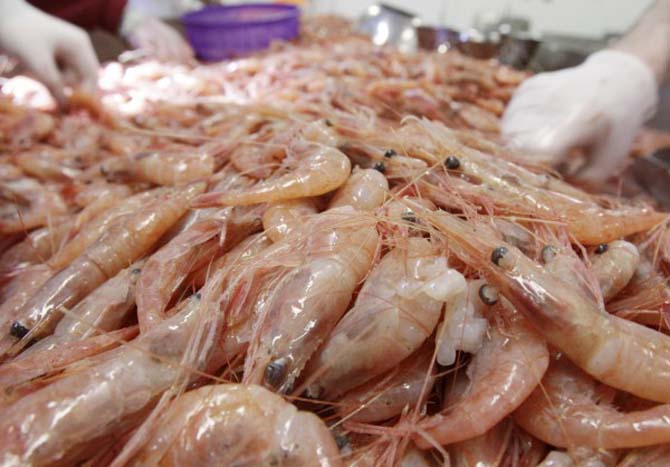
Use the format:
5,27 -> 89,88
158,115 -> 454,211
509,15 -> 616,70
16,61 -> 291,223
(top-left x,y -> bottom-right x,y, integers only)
356,3 -> 420,52
416,26 -> 460,52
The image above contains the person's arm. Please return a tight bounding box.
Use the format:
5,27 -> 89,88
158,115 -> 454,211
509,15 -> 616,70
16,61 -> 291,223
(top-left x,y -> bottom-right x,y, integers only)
0,0 -> 100,107
611,0 -> 670,82
500,0 -> 667,182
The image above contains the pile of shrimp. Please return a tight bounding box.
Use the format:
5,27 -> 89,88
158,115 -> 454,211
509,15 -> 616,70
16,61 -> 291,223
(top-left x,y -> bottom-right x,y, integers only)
1,15 -> 670,467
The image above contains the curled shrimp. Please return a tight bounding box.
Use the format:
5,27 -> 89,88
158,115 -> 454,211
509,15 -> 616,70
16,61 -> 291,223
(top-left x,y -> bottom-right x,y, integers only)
450,418 -> 513,467
302,237 -> 460,399
129,384 -> 342,466
431,212 -> 670,404
328,167 -> 389,211
192,144 -> 351,207
1,182 -> 205,356
588,240 -> 640,302
515,356 -> 670,449
337,343 -> 435,424
416,300 -> 549,448
243,206 -> 379,393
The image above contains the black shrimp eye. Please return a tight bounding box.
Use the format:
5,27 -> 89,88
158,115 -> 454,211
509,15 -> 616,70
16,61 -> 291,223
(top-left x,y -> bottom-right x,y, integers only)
401,211 -> 417,224
9,321 -> 29,339
491,246 -> 509,266
444,156 -> 460,170
373,162 -> 386,173
194,292 -> 202,300
335,434 -> 350,450
131,268 -> 142,274
384,149 -> 397,158
541,245 -> 557,264
594,243 -> 609,255
478,284 -> 499,305
264,357 -> 288,389
324,119 -> 333,127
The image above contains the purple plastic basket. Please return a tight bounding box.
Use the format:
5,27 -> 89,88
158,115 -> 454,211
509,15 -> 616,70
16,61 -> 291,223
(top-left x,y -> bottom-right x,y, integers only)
182,4 -> 300,61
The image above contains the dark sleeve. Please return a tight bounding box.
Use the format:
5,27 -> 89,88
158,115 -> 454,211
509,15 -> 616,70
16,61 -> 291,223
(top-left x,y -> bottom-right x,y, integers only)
28,0 -> 128,33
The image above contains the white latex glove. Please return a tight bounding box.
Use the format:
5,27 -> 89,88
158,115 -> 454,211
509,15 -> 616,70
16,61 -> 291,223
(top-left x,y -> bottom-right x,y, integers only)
0,0 -> 99,107
501,50 -> 658,182
119,2 -> 195,63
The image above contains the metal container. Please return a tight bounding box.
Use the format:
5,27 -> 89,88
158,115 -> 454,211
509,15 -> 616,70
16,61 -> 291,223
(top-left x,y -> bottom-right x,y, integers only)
356,3 -> 420,52
416,26 -> 460,52
498,34 -> 541,69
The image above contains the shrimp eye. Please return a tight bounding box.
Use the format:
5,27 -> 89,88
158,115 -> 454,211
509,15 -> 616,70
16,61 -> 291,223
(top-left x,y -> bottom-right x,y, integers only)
335,433 -> 350,450
541,245 -> 557,264
402,211 -> 417,224
384,149 -> 397,158
373,162 -> 386,173
478,284 -> 499,305
9,321 -> 29,339
131,268 -> 142,274
324,119 -> 333,127
194,292 -> 202,300
491,246 -> 509,266
595,243 -> 609,254
264,358 -> 288,389
444,156 -> 460,170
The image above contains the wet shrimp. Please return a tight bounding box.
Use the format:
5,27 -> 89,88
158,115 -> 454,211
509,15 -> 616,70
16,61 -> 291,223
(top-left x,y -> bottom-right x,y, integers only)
328,167 -> 388,211
0,177 -> 67,234
243,206 -> 379,393
515,356 -> 670,449
416,301 -> 548,448
588,240 -> 640,302
2,182 -> 205,356
129,384 -> 342,466
431,212 -> 670,404
302,237 -> 460,399
337,344 -> 435,424
0,292 -> 220,466
450,418 -> 513,467
0,220 -> 73,274
192,144 -> 351,207
262,198 -> 319,243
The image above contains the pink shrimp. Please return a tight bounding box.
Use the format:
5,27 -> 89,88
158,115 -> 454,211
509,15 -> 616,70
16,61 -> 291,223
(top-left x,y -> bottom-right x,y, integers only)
0,291 -> 221,466
327,167 -> 388,211
262,198 -> 319,243
337,344 -> 436,424
12,146 -> 83,182
0,177 -> 67,234
588,240 -> 640,302
618,444 -> 670,467
514,356 -> 670,449
415,301 -> 549,448
302,237 -> 460,399
430,212 -> 670,404
450,418 -> 513,467
1,182 -> 205,356
243,206 -> 379,393
99,143 -> 217,186
128,384 -> 342,466
0,219 -> 73,275
192,144 -> 351,207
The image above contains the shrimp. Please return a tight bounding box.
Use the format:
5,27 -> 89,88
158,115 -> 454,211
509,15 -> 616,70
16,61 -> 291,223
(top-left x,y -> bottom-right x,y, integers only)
618,444 -> 670,467
337,344 -> 435,424
0,177 -> 67,234
128,384 -> 342,466
192,144 -> 351,207
588,241 -> 639,302
302,237 -> 459,399
99,143 -> 216,186
0,292 -> 220,466
243,206 -> 378,393
430,211 -> 670,404
136,217 -> 226,333
450,418 -> 513,467
0,326 -> 138,388
328,167 -> 388,211
0,219 -> 72,274
12,146 -> 83,182
514,356 -> 670,449
2,182 -> 205,356
262,198 -> 319,243
415,301 -> 549,448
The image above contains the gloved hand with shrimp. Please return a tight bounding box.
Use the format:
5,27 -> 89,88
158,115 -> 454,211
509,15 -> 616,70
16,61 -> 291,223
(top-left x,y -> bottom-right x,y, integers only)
0,0 -> 194,108
501,0 -> 669,182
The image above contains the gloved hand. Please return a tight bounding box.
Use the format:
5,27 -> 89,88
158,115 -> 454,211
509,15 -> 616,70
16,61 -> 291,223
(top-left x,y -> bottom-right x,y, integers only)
501,50 -> 658,182
0,0 -> 99,107
119,1 -> 195,64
